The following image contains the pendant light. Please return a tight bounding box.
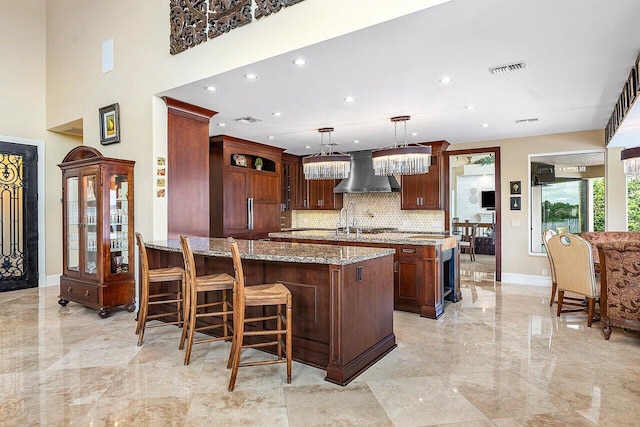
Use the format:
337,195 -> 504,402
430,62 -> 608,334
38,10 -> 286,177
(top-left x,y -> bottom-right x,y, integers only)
622,146 -> 640,180
302,127 -> 351,180
372,116 -> 432,176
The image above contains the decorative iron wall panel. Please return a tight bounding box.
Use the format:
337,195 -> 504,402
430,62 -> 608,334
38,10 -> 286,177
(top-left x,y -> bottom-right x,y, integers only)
208,0 -> 252,40
170,0 -> 208,55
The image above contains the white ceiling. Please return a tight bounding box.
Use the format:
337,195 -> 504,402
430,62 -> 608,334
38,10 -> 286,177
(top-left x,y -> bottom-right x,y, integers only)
159,0 -> 640,156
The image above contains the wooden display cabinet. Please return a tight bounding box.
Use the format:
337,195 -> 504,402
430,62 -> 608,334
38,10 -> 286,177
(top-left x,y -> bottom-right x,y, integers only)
58,146 -> 135,318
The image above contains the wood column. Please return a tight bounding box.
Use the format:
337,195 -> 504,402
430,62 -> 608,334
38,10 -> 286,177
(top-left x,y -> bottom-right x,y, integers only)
164,97 -> 217,238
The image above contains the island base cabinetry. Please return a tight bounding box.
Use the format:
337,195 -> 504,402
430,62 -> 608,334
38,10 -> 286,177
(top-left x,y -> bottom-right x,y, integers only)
145,246 -> 396,385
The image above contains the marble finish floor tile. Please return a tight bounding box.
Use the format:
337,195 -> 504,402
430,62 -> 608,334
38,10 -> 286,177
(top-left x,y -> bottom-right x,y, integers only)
1,258 -> 639,426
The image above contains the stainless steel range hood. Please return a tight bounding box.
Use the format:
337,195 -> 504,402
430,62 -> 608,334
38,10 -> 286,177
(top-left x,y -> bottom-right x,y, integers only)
333,150 -> 400,193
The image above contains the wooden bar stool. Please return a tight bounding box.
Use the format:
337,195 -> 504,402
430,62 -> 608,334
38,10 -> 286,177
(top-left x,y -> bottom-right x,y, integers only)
135,232 -> 186,346
227,237 -> 292,391
179,236 -> 235,366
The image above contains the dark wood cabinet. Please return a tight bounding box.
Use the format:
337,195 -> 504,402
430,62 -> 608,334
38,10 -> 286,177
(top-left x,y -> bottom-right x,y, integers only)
305,178 -> 343,210
282,153 -> 304,211
401,140 -> 449,210
58,146 -> 135,318
210,135 -> 284,239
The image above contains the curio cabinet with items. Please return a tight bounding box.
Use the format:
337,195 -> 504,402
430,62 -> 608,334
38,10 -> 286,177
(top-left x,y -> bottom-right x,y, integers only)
58,146 -> 135,318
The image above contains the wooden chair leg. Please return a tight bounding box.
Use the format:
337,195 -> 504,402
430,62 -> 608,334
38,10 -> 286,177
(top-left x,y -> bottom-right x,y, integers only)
587,298 -> 596,328
286,296 -> 292,384
277,304 -> 282,361
556,290 -> 564,317
228,313 -> 245,391
549,282 -> 557,307
179,283 -> 190,350
184,287 -> 198,365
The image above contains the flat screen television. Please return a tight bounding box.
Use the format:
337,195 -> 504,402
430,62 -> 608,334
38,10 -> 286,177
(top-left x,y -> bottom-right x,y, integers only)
481,190 -> 495,210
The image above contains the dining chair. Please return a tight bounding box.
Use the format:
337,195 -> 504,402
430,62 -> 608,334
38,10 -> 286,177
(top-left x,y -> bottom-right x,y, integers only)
135,232 -> 185,346
227,237 -> 292,391
459,223 -> 478,261
541,229 -> 557,306
546,233 -> 599,327
179,235 -> 235,365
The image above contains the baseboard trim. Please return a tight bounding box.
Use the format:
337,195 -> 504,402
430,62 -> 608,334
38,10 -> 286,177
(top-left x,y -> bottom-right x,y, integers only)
501,272 -> 552,287
45,275 -> 60,287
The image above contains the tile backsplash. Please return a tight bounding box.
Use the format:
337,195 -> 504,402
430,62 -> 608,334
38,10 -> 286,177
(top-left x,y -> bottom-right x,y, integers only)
292,193 -> 444,231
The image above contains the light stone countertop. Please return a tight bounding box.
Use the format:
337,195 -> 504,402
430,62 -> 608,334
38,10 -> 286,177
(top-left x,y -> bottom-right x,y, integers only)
146,236 -> 395,265
269,230 -> 459,248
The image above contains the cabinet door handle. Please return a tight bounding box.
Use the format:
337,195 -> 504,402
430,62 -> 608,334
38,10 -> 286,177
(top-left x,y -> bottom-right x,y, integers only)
402,248 -> 416,253
247,198 -> 254,229
394,261 -> 398,273
67,286 -> 72,293
84,290 -> 90,297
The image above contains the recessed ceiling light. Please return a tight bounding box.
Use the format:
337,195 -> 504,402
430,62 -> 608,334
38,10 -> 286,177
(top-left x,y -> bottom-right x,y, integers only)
292,58 -> 307,66
465,104 -> 475,110
218,123 -> 226,127
481,123 -> 490,128
268,136 -> 275,140
344,96 -> 354,103
244,73 -> 258,80
305,145 -> 311,149
353,140 -> 360,144
411,132 -> 418,136
205,86 -> 217,91
272,112 -> 282,116
439,77 -> 453,84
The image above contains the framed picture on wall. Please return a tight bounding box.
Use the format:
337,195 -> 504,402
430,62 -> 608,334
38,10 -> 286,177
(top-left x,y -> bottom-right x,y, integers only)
510,181 -> 521,194
99,103 -> 120,145
510,196 -> 521,210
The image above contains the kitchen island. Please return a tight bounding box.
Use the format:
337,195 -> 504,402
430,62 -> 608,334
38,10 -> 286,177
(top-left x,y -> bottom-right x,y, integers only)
269,230 -> 460,319
145,237 -> 396,385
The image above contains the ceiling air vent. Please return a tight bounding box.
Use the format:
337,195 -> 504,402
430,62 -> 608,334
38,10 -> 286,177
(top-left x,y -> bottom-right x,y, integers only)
235,116 -> 262,124
490,61 -> 527,75
515,117 -> 540,124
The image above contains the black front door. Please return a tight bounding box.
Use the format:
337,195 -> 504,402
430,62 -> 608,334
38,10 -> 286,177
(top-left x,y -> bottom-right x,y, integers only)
0,141 -> 38,291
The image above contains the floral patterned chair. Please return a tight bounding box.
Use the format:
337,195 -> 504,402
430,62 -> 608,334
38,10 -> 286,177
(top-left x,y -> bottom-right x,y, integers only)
580,232 -> 640,273
597,241 -> 640,340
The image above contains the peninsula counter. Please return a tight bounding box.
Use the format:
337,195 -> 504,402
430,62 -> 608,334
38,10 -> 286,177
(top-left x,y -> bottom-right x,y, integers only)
269,231 -> 460,319
145,237 -> 396,385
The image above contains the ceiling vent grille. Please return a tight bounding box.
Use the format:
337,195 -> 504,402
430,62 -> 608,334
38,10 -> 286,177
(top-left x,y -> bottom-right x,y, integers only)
515,117 -> 540,124
490,61 -> 527,75
235,116 -> 262,124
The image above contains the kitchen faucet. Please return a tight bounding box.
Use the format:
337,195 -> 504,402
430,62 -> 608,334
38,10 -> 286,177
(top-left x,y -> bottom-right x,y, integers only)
346,201 -> 357,235
337,207 -> 347,235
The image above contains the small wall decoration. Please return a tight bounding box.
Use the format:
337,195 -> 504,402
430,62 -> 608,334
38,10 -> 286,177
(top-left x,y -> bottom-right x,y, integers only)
510,180 -> 521,194
232,154 -> 247,167
99,103 -> 120,145
510,196 -> 521,210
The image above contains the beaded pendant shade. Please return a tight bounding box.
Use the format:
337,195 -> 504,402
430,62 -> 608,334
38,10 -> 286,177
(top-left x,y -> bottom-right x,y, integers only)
302,127 -> 351,180
622,146 -> 640,180
372,116 -> 431,176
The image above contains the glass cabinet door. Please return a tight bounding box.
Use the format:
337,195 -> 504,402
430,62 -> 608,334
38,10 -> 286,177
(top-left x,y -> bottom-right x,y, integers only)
66,177 -> 80,271
83,174 -> 98,276
108,173 -> 129,274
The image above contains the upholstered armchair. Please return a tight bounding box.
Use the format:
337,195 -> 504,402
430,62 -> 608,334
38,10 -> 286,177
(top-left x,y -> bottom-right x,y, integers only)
546,233 -> 600,327
597,241 -> 640,340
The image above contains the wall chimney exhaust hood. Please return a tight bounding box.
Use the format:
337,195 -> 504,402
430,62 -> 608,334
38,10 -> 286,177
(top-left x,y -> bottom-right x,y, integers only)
333,150 -> 400,193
